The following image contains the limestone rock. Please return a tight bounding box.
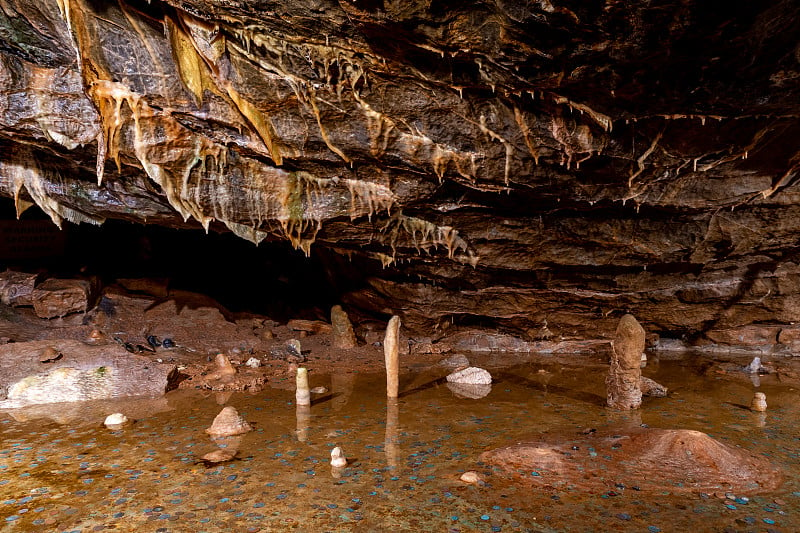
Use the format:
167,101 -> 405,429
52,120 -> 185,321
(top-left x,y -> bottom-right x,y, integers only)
201,448 -> 237,463
330,446 -> 347,468
0,271 -> 38,306
331,305 -> 357,349
32,279 -> 93,319
640,376 -> 668,398
606,314 -> 646,410
459,471 -> 485,485
104,413 -> 128,428
750,392 -> 767,412
205,406 -> 252,436
482,428 -> 783,494
287,319 -> 332,335
446,367 -> 492,385
0,340 -> 177,407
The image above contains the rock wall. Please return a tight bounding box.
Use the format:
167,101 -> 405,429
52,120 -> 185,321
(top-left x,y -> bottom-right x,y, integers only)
1,0 -> 800,346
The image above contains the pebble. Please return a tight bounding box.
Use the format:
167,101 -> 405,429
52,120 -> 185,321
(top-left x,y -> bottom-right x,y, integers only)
104,413 -> 128,428
459,471 -> 484,485
245,357 -> 261,368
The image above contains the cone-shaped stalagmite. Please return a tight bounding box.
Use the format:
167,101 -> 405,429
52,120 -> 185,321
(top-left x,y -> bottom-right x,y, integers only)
331,305 -> 357,349
384,316 -> 401,398
606,314 -> 645,410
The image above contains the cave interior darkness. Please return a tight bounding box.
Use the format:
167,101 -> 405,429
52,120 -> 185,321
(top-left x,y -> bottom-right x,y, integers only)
0,198 -> 345,324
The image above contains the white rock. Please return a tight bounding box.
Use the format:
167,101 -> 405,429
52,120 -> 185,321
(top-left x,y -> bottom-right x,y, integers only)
330,446 -> 347,467
446,366 -> 492,385
104,413 -> 128,427
460,471 -> 485,484
245,357 -> 261,368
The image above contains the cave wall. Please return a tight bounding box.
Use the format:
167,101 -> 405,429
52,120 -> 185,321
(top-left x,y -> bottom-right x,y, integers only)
1,0 -> 800,345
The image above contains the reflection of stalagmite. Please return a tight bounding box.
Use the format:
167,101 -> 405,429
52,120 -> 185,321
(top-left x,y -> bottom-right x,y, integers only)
606,314 -> 645,410
296,367 -> 311,406
385,398 -> 399,468
331,373 -> 355,411
384,316 -> 401,398
296,404 -> 311,442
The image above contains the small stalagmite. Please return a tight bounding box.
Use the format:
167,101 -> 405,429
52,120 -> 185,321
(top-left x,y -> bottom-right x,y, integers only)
330,446 -> 347,467
214,353 -> 237,376
296,367 -> 311,406
750,392 -> 767,412
606,314 -> 645,410
205,406 -> 252,436
384,316 -> 401,398
331,305 -> 358,349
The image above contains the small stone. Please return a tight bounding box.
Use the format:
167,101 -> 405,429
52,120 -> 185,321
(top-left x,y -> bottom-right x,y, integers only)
202,448 -> 237,463
104,413 -> 128,428
86,329 -> 106,345
330,446 -> 347,467
38,347 -> 62,363
205,406 -> 252,436
459,471 -> 484,485
640,376 -> 668,397
750,392 -> 767,412
245,357 -> 261,368
311,386 -> 328,394
446,367 -> 492,385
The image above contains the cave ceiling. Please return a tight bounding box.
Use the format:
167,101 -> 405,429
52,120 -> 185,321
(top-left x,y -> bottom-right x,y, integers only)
1,0 -> 800,342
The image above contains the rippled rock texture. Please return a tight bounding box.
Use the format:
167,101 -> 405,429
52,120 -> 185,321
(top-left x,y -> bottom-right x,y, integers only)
1,0 -> 800,344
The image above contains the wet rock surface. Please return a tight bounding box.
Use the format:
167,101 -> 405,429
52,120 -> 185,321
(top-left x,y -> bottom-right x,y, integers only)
0,1 -> 799,345
0,340 -> 177,407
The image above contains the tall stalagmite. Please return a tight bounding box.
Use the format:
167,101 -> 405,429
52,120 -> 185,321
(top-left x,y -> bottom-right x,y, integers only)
606,314 -> 646,410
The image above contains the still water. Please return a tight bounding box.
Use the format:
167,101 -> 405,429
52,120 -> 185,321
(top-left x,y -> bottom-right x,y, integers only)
1,353 -> 798,532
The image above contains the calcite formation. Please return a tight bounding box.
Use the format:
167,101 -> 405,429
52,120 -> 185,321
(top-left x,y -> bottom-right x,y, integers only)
606,314 -> 645,410
1,1 -> 800,345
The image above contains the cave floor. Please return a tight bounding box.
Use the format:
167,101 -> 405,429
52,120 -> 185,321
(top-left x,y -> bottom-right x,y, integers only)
1,352 -> 799,532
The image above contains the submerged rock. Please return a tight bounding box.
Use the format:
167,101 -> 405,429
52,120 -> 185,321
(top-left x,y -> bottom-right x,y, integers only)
446,366 -> 492,385
459,471 -> 485,485
482,428 -> 783,494
205,406 -> 252,436
201,448 -> 237,464
640,376 -> 668,397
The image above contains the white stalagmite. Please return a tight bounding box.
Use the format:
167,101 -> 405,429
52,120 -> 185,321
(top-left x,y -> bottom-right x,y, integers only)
296,367 -> 311,406
384,316 -> 401,398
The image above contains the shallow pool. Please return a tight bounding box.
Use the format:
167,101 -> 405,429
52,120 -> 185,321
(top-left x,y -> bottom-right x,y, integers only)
1,353 -> 798,532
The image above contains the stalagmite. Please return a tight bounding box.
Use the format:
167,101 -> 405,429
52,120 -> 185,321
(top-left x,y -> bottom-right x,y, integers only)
384,316 -> 401,398
331,305 -> 358,349
750,392 -> 767,412
295,367 -> 311,406
205,406 -> 252,436
606,314 -> 645,410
